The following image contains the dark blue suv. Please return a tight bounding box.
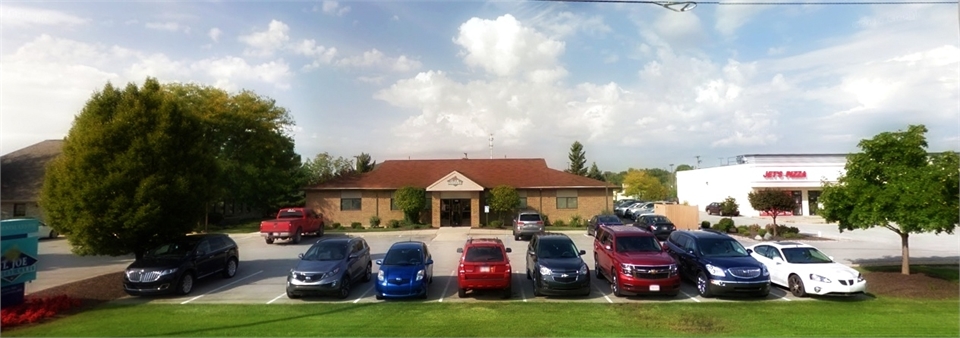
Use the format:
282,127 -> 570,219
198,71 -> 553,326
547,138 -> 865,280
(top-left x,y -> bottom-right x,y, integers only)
664,230 -> 769,298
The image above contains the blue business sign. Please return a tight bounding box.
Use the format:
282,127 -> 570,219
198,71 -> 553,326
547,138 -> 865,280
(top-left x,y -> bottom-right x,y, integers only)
1,219 -> 40,308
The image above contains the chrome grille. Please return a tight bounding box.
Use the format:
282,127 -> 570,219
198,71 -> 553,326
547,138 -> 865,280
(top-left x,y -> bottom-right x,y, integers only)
728,267 -> 762,279
839,279 -> 854,286
630,265 -> 672,280
126,270 -> 162,282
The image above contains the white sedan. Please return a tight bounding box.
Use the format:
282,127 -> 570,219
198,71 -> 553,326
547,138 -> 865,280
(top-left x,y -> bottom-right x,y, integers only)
746,241 -> 865,297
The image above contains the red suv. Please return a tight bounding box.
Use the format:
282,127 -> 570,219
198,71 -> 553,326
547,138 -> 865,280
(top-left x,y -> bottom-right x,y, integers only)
593,226 -> 680,297
456,238 -> 513,299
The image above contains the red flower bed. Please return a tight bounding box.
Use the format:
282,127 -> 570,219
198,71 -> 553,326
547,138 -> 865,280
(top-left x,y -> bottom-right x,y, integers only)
1,295 -> 82,328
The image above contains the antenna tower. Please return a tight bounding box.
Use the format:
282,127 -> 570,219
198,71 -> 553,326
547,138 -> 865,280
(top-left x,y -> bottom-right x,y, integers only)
489,134 -> 494,159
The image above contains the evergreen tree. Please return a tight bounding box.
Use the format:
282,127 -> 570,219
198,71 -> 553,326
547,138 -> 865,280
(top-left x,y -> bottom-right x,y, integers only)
566,141 -> 587,176
587,162 -> 604,181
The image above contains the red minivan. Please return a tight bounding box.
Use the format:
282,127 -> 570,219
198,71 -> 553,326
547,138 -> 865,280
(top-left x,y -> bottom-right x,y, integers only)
456,238 -> 512,299
593,226 -> 681,297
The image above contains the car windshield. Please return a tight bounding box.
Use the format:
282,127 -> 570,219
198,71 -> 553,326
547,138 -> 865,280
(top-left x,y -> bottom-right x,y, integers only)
383,247 -> 423,265
302,242 -> 348,261
698,239 -> 749,257
782,247 -> 833,264
144,237 -> 201,258
597,215 -> 621,223
518,214 -> 541,222
464,246 -> 505,262
537,239 -> 579,259
646,216 -> 670,223
278,210 -> 304,218
616,236 -> 661,253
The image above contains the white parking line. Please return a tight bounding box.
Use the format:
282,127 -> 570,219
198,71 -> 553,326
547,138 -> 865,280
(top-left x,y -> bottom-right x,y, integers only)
181,270 -> 264,304
267,293 -> 286,304
438,269 -> 455,302
680,290 -> 700,303
595,284 -> 613,304
355,284 -> 374,303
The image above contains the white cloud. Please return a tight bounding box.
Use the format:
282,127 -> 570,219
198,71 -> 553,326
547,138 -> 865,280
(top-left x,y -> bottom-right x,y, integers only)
293,39 -> 338,70
191,57 -> 292,90
209,28 -> 222,42
320,1 -> 351,16
529,11 -> 611,38
337,49 -> 421,72
715,5 -> 768,38
0,5 -> 89,27
239,20 -> 290,57
145,21 -> 190,33
454,14 -> 566,82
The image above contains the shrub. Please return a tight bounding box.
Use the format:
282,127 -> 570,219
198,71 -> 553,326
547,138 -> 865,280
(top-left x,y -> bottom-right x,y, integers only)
412,224 -> 422,229
720,197 -> 740,216
490,220 -> 504,228
350,222 -> 362,229
552,220 -> 566,227
369,215 -> 381,228
713,217 -> 735,233
569,215 -> 584,227
0,295 -> 82,328
541,214 -> 550,226
700,220 -> 711,229
330,222 -> 341,229
764,224 -> 800,237
758,229 -> 768,237
737,225 -> 750,236
387,219 -> 401,228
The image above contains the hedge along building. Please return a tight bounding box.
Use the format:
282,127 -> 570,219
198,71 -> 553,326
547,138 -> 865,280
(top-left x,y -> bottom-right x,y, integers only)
676,154 -> 847,217
305,158 -> 617,228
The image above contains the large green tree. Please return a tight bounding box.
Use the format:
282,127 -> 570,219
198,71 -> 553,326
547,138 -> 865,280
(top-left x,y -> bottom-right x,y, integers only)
587,162 -> 604,181
747,189 -> 796,236
394,186 -> 427,223
622,170 -> 669,201
165,83 -> 302,215
602,170 -> 626,185
566,141 -> 587,176
355,152 -> 376,173
302,152 -> 354,186
41,78 -> 218,260
819,125 -> 959,274
675,164 -> 694,172
488,185 -> 520,225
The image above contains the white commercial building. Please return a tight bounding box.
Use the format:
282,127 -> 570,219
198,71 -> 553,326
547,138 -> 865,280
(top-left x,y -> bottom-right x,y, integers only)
677,154 -> 847,217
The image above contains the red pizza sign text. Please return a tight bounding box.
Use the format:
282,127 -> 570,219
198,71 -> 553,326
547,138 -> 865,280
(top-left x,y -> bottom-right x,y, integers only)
763,171 -> 807,179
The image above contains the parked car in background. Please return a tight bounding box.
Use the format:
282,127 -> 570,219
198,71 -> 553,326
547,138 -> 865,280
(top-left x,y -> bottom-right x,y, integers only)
664,230 -> 769,298
747,242 -> 866,297
36,221 -> 58,239
587,214 -> 624,237
375,241 -> 434,300
260,207 -> 324,244
512,211 -> 545,240
124,234 -> 239,296
526,233 -> 591,297
624,202 -> 652,220
594,226 -> 680,297
613,199 -> 639,216
286,236 -> 372,299
634,214 -> 676,241
456,238 -> 512,299
705,202 -> 722,215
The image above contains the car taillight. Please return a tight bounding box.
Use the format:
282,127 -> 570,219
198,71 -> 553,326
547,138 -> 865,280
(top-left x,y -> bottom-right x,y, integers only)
536,221 -> 543,225
459,263 -> 465,274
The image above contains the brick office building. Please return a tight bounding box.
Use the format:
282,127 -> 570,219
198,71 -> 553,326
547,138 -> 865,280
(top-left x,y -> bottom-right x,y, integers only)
305,158 -> 617,228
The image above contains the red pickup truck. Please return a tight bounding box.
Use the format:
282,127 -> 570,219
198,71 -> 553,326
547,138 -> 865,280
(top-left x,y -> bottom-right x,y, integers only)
260,208 -> 324,244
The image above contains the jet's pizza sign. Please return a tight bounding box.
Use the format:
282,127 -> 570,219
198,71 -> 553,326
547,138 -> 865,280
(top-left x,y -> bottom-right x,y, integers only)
763,170 -> 808,179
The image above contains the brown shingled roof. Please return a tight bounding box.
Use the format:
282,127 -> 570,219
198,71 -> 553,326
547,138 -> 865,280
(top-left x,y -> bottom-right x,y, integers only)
307,158 -> 615,190
1,140 -> 64,202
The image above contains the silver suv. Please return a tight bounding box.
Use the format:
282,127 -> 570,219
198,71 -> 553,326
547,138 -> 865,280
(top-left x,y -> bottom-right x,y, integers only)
513,211 -> 545,240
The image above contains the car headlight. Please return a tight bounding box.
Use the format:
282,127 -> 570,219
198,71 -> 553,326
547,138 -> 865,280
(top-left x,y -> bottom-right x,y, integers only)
539,266 -> 552,275
761,265 -> 769,276
705,264 -> 725,277
669,264 -> 678,276
620,263 -> 633,274
416,269 -> 425,281
857,273 -> 865,283
809,274 -> 832,283
159,268 -> 178,276
321,267 -> 341,279
579,264 -> 588,275
377,270 -> 384,282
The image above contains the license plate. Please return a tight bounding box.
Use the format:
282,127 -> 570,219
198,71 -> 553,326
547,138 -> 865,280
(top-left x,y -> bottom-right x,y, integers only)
650,284 -> 660,292
480,266 -> 490,273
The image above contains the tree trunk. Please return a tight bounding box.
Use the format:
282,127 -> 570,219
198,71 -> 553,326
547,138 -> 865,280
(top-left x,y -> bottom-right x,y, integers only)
900,232 -> 910,275
771,213 -> 779,237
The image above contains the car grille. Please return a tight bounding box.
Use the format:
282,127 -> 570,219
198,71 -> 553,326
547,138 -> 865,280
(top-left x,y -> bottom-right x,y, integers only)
550,270 -> 579,283
388,278 -> 410,285
839,279 -> 855,286
630,266 -> 672,280
728,267 -> 762,278
126,270 -> 161,283
293,272 -> 323,282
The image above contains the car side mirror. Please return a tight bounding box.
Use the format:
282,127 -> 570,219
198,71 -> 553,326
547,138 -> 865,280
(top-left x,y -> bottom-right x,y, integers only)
578,250 -> 586,256
375,260 -> 383,265
457,248 -> 463,253
349,253 -> 359,259
746,249 -> 753,255
687,249 -> 696,256
505,248 -> 512,253
425,259 -> 434,265
298,253 -> 304,259
528,251 -> 536,257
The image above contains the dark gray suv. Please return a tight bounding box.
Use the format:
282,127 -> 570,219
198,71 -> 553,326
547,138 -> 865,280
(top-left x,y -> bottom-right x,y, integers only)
286,236 -> 372,299
525,233 -> 590,297
512,211 -> 545,240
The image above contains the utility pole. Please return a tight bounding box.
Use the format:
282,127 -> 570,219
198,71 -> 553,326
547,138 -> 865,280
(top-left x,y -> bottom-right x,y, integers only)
695,155 -> 701,168
489,134 -> 493,159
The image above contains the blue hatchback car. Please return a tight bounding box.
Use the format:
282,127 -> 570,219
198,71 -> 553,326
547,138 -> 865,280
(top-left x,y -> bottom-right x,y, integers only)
375,241 -> 434,299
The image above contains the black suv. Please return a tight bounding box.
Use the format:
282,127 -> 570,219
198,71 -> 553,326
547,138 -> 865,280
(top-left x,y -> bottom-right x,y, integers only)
634,214 -> 676,241
664,230 -> 769,298
287,236 -> 372,299
525,233 -> 590,297
124,234 -> 239,296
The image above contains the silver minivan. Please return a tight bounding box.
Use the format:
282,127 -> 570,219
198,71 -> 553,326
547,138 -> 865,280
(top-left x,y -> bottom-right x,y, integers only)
512,211 -> 545,240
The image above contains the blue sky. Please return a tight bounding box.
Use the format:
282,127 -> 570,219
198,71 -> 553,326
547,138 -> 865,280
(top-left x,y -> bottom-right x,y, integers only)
2,1 -> 957,172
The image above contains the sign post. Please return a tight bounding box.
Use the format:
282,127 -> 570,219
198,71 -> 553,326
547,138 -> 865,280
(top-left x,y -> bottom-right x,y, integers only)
1,219 -> 39,308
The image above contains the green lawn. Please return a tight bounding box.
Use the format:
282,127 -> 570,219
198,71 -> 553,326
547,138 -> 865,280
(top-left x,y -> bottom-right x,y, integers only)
8,299 -> 958,337
860,265 -> 960,282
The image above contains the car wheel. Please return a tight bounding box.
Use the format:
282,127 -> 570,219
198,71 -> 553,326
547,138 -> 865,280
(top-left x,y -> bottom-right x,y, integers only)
319,226 -> 324,237
375,292 -> 384,300
532,279 -> 542,297
502,285 -> 512,299
611,270 -> 623,297
458,288 -> 467,298
362,263 -> 372,283
338,276 -> 351,299
696,271 -> 713,298
265,237 -> 274,245
789,274 -> 807,297
292,228 -> 302,244
48,230 -> 58,239
176,272 -> 194,295
419,287 -> 428,300
286,290 -> 300,299
222,258 -> 238,278
526,268 -> 532,280
593,255 -> 602,279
